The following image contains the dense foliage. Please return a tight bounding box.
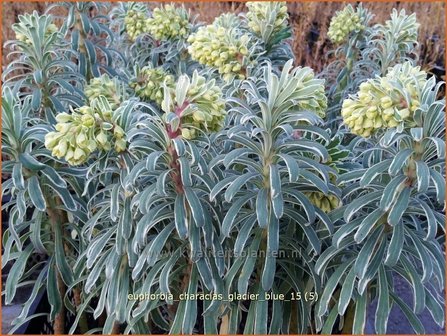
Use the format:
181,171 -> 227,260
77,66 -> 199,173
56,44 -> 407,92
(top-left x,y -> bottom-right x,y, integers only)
2,2 -> 445,335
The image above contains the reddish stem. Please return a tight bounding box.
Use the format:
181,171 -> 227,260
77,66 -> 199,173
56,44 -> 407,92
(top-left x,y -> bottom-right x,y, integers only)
166,101 -> 190,193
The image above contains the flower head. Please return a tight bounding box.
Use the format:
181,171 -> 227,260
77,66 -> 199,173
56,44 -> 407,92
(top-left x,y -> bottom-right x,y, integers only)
124,8 -> 149,41
130,66 -> 175,105
162,72 -> 226,140
146,4 -> 190,41
187,18 -> 251,82
45,98 -> 127,165
84,74 -> 122,109
328,5 -> 364,44
341,62 -> 426,137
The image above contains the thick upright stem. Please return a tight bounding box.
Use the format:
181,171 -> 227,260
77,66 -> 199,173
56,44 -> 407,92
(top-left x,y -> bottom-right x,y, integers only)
54,270 -> 66,334
47,204 -> 67,334
47,196 -> 88,334
73,287 -> 89,333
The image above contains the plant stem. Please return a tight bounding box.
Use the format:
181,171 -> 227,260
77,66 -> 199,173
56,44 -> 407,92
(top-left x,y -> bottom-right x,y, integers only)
219,311 -> 229,334
54,270 -> 66,334
46,204 -> 67,334
73,287 -> 89,333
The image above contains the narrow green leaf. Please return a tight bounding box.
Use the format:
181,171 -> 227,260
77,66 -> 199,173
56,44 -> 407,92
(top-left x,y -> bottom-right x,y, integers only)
256,188 -> 269,228
184,187 -> 205,228
269,164 -> 281,198
317,259 -> 354,317
384,222 -> 404,266
182,265 -> 198,334
12,163 -> 25,190
238,231 -> 261,294
360,159 -> 392,186
379,175 -> 407,211
225,172 -> 259,202
178,157 -> 192,187
254,287 -> 268,334
344,191 -> 382,222
352,293 -> 367,334
415,161 -> 430,193
19,153 -> 46,170
174,194 -> 188,239
47,257 -> 62,320
354,208 -> 385,243
375,266 -> 390,334
388,149 -> 413,175
222,193 -> 254,236
277,153 -> 300,182
54,223 -> 74,285
430,169 -> 445,204
338,266 -> 356,315
354,225 -> 383,279
387,187 -> 410,226
110,184 -> 120,222
5,245 -> 33,304
28,175 -> 46,211
120,197 -> 132,240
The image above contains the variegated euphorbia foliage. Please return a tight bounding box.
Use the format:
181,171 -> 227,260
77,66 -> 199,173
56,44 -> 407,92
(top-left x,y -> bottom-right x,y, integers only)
1,2 -> 444,335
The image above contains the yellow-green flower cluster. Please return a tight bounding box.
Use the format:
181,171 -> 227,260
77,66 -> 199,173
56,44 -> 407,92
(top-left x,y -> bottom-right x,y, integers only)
84,74 -> 121,109
45,99 -> 126,165
146,4 -> 190,41
124,9 -> 148,41
246,2 -> 288,35
305,192 -> 340,213
341,62 -> 426,138
14,13 -> 58,45
130,67 -> 175,105
187,22 -> 250,82
328,5 -> 364,44
162,72 -> 226,140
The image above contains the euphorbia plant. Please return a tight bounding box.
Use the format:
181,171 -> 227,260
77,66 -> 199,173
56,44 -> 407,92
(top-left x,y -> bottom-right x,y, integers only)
1,2 -> 444,335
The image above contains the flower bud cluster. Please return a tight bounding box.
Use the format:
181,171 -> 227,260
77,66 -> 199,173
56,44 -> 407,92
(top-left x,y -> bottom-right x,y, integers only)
130,67 -> 175,105
84,74 -> 121,109
146,4 -> 190,41
328,5 -> 364,44
305,192 -> 341,213
45,100 -> 126,165
187,18 -> 250,82
124,9 -> 148,41
246,2 -> 288,36
163,72 -> 226,140
341,62 -> 426,138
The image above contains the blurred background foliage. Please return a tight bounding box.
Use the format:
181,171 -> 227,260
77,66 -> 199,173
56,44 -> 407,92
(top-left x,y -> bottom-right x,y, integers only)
2,1 -> 445,77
